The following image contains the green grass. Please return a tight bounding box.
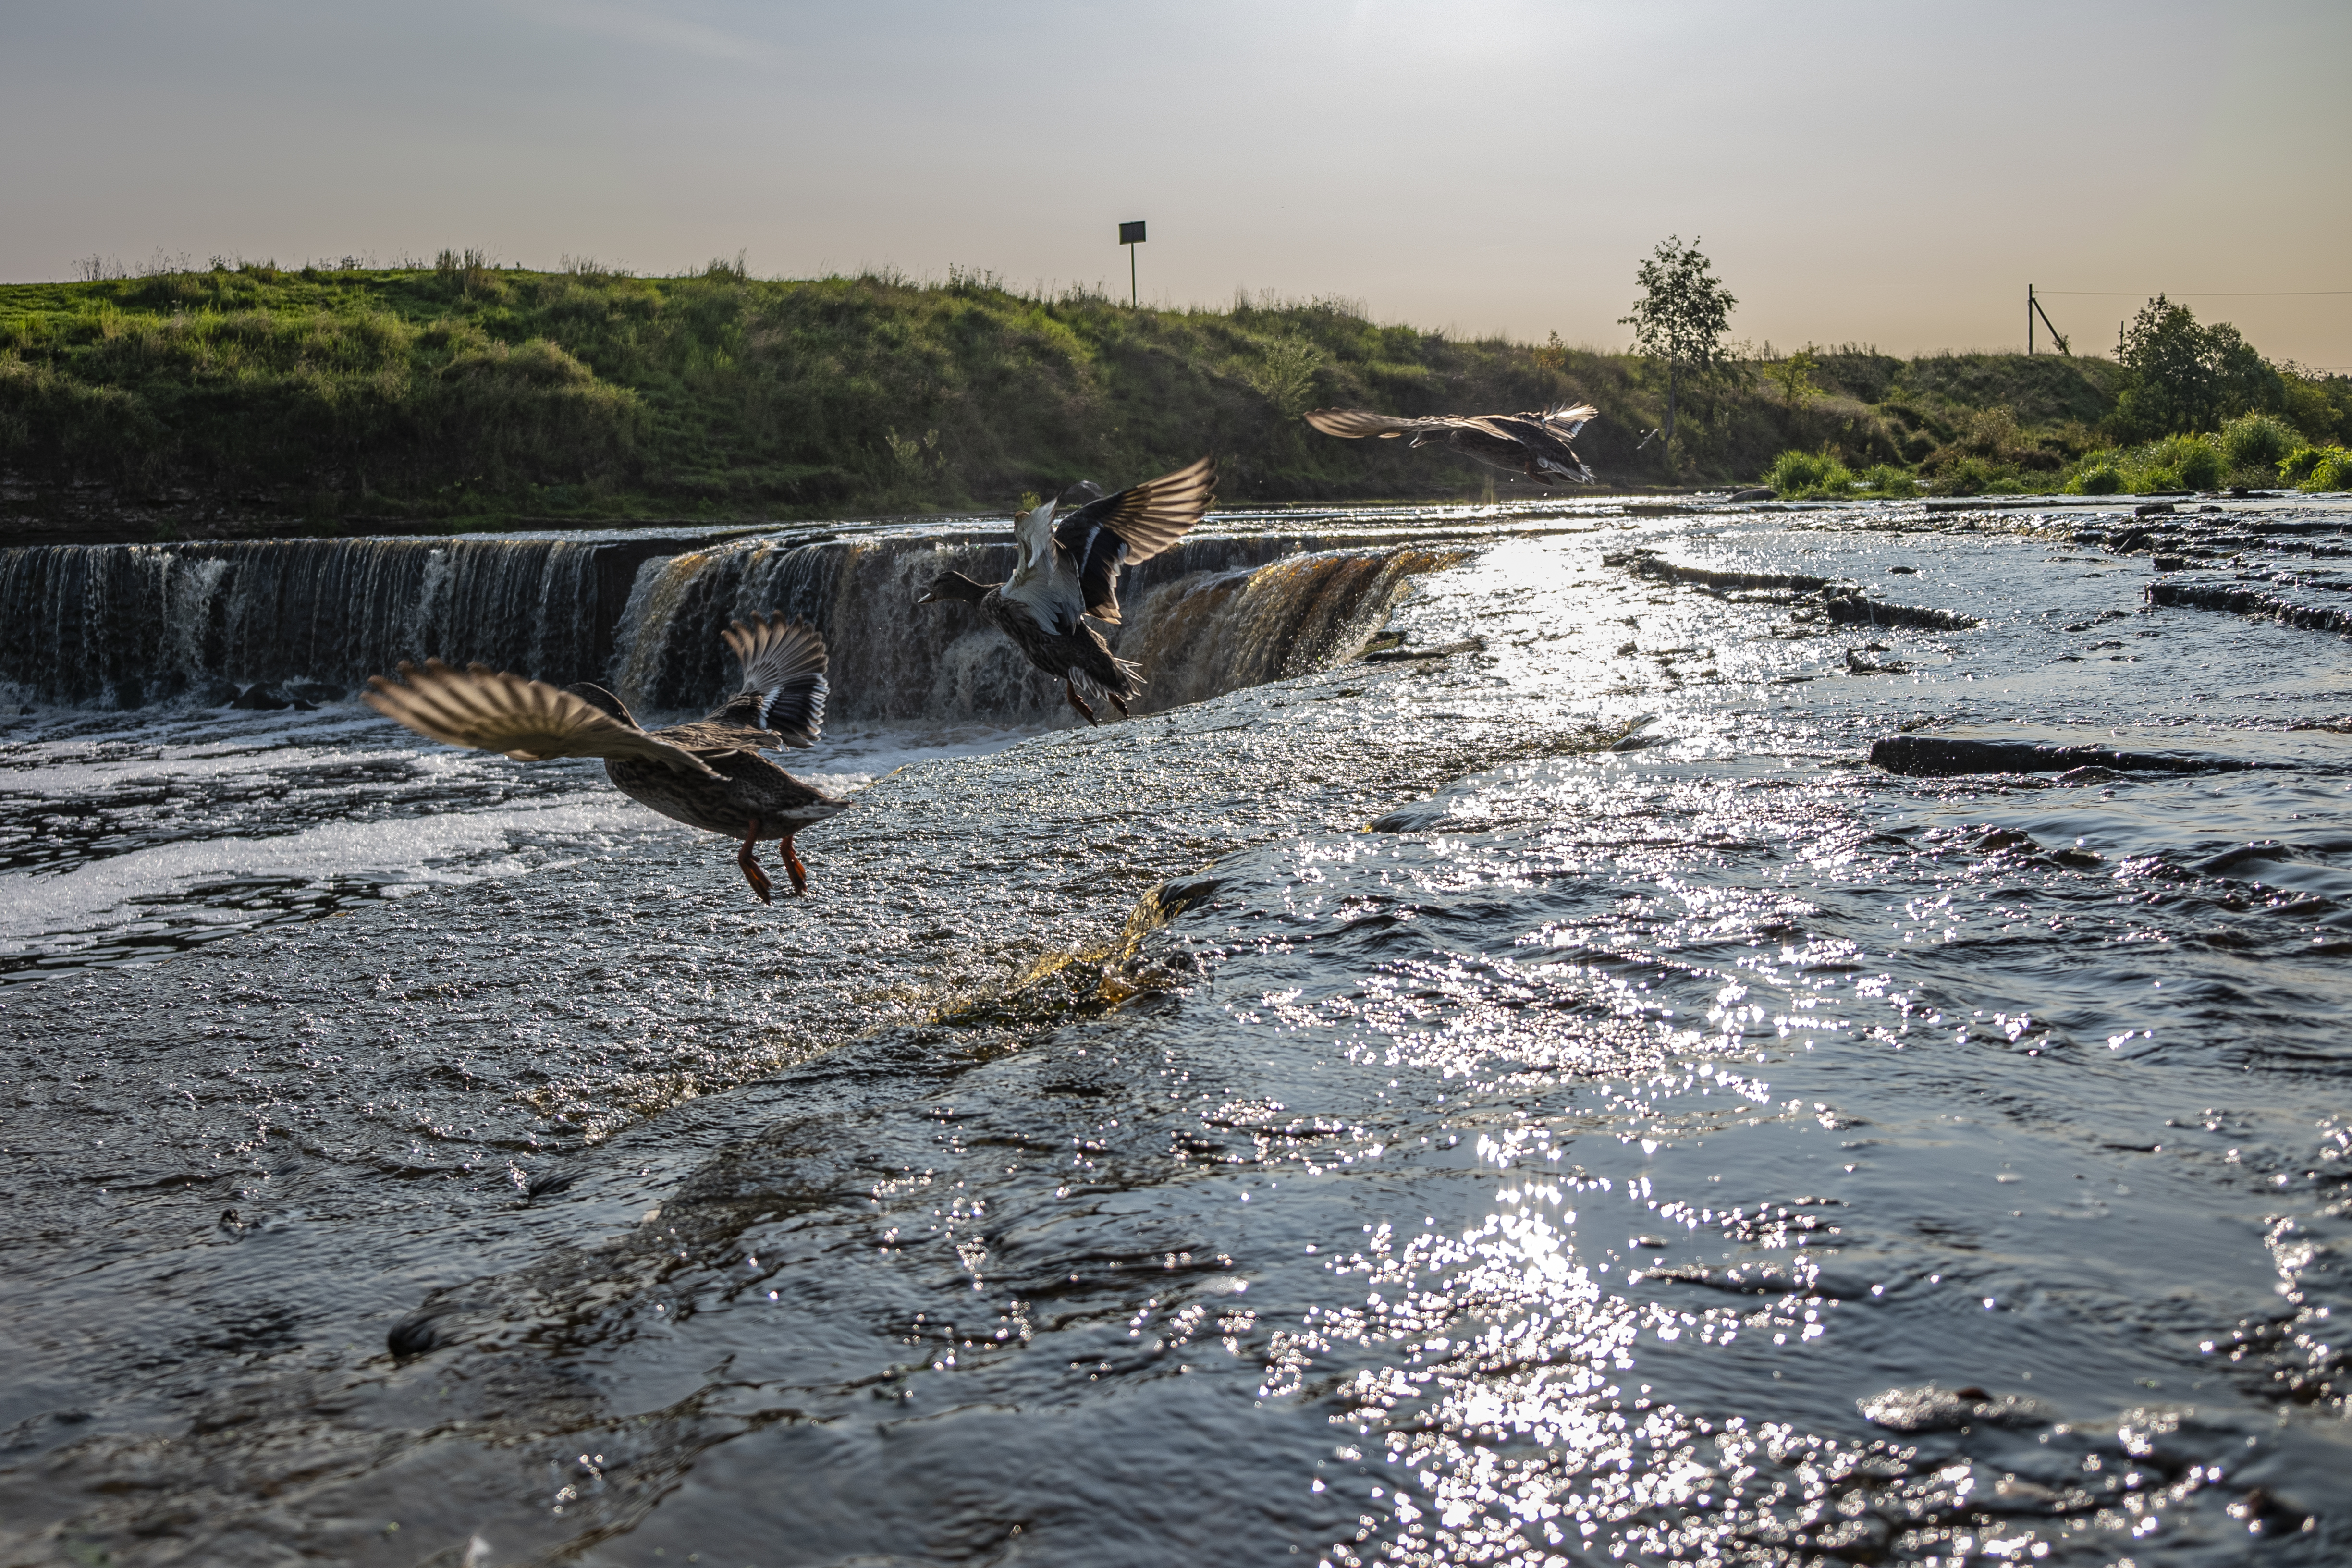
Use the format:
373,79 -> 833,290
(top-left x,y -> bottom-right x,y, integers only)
5,260 -> 2342,535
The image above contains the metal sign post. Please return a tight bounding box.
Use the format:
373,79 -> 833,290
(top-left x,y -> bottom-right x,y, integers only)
1119,220 -> 1145,307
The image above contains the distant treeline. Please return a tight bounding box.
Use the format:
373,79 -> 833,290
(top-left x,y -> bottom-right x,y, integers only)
5,259 -> 2347,537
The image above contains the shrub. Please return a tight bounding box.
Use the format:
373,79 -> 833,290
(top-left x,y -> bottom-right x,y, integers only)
2070,463 -> 2122,495
2219,412 -> 2295,471
2154,434 -> 2224,490
1763,448 -> 1855,498
2279,444 -> 2342,485
2296,446 -> 2352,492
1857,464 -> 1916,497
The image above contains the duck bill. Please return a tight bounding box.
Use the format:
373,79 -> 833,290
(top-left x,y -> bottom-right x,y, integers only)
914,590 -> 939,605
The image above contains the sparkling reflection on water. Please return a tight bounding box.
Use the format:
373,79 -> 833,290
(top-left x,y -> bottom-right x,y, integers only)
2,501 -> 2349,1566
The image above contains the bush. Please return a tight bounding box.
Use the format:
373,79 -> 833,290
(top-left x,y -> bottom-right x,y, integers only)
1763,448 -> 1856,498
2070,463 -> 2122,495
2220,412 -> 2295,470
1857,464 -> 1916,497
2156,434 -> 2224,490
2292,446 -> 2352,492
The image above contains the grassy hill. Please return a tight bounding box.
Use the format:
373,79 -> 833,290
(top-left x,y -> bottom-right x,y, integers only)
0,258 -> 2147,540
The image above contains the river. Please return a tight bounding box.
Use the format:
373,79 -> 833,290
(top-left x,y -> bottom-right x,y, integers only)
0,495 -> 2346,1566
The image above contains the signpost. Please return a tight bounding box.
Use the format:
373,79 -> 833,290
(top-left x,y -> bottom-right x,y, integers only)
1119,220 -> 1145,308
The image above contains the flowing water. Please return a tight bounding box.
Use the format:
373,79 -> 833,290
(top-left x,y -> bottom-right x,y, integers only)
1,497 -> 2349,1567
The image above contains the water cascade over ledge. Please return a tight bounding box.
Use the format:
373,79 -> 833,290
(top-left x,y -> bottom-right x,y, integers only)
0,523 -> 1471,720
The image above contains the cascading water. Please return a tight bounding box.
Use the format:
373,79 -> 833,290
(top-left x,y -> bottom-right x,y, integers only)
606,528 -> 1466,721
0,525 -> 1462,719
0,534 -> 699,706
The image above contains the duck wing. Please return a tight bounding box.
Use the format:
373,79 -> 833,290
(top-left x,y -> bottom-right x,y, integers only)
1541,402 -> 1598,441
708,613 -> 830,747
365,661 -> 722,776
1051,455 -> 1217,624
1303,408 -> 1475,440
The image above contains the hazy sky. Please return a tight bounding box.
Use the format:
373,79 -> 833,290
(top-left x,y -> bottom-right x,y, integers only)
6,0 -> 2348,364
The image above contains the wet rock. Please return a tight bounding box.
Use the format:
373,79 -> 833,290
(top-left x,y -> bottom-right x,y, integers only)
1858,1383 -> 2046,1432
386,1310 -> 452,1359
206,684 -> 240,706
1359,637 -> 1484,664
1886,564 -> 1918,575
2146,579 -> 2352,635
1726,486 -> 1775,502
2228,1486 -> 2310,1536
2135,502 -> 2177,518
524,1165 -> 586,1200
285,682 -> 343,705
1822,591 -> 1979,631
2152,554 -> 2186,572
1846,648 -> 1912,674
229,685 -> 292,711
1870,735 -> 2270,777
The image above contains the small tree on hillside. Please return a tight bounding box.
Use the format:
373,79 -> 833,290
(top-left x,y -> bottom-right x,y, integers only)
1620,236 -> 1737,450
2115,295 -> 2282,437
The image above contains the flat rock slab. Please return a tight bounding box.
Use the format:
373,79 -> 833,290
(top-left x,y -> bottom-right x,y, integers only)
1869,734 -> 2279,777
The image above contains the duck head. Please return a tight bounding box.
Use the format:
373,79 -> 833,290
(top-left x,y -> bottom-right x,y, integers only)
915,570 -> 993,607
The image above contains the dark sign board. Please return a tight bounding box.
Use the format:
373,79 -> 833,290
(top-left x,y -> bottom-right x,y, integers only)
1119,220 -> 1146,245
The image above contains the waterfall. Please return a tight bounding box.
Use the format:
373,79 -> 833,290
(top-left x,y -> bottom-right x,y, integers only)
0,534 -> 696,706
0,525 -> 1468,718
606,530 -> 1469,721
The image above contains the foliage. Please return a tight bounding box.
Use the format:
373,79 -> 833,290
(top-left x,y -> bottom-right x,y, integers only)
0,258 -> 2266,533
1246,333 -> 1325,419
1763,449 -> 1854,499
1763,346 -> 1823,411
2111,295 -> 2282,438
2218,411 -> 2296,470
1619,236 -> 1737,373
2061,433 -> 2232,494
2281,444 -> 2352,491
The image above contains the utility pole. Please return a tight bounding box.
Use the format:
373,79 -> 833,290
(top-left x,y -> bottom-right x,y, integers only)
2029,284 -> 2035,354
1119,220 -> 1145,308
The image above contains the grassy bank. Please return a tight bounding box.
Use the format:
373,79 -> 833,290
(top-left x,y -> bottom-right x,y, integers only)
0,259 -> 2185,538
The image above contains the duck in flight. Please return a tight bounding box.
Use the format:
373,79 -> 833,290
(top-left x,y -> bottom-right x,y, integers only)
362,614 -> 844,905
1304,403 -> 1598,485
915,455 -> 1217,724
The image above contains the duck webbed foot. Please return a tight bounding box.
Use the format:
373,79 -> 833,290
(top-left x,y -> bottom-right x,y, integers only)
737,815 -> 774,905
1063,678 -> 1100,726
1105,691 -> 1131,720
777,832 -> 810,896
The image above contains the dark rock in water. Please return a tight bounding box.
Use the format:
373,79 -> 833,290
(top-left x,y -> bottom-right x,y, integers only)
525,1165 -> 586,1200
386,1310 -> 450,1359
2152,555 -> 2186,571
2229,1486 -> 2310,1535
286,682 -> 344,705
1360,637 -> 1484,664
1887,564 -> 1917,574
1871,735 -> 2270,777
1823,592 -> 1979,631
230,685 -> 293,711
2135,502 -> 2177,518
2147,579 -> 2352,635
206,684 -> 240,706
1858,1383 -> 2046,1433
1726,486 -> 1775,502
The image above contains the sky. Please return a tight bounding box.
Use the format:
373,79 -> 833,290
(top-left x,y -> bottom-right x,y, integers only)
5,0 -> 2349,365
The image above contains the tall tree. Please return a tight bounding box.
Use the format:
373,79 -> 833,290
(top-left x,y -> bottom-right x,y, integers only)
1620,236 -> 1737,449
2114,295 -> 2282,437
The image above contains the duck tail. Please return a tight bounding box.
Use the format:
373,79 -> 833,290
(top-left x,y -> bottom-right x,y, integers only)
722,613 -> 830,747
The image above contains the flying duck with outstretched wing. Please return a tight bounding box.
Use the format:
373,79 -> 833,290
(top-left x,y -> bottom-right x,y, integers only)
362,614 -> 845,904
1304,403 -> 1598,485
915,455 -> 1217,724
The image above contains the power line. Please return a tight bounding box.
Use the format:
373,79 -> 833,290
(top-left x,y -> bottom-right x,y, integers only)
2040,289 -> 2352,298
